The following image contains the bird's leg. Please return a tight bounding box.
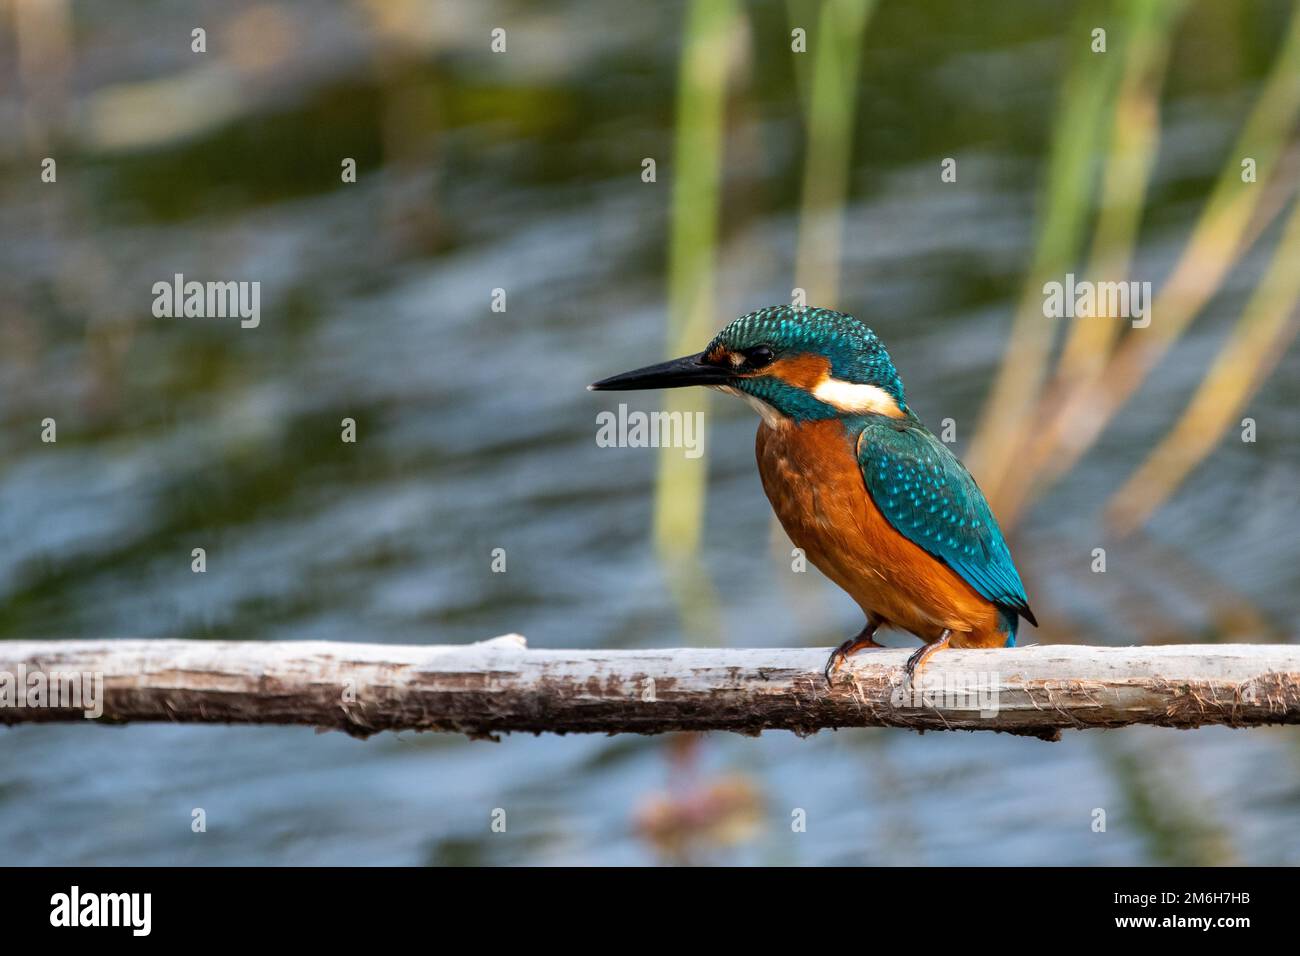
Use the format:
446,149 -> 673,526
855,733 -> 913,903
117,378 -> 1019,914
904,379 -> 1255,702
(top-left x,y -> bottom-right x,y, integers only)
824,617 -> 885,685
904,629 -> 952,683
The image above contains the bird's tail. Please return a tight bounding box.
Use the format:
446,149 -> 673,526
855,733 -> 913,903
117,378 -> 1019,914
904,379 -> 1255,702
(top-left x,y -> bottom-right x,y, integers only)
999,608 -> 1020,647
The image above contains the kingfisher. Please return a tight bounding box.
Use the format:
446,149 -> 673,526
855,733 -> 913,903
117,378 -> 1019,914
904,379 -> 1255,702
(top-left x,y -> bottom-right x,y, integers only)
590,305 -> 1037,683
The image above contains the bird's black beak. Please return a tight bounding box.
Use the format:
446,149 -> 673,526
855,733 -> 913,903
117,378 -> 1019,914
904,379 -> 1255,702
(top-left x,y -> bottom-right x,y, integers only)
588,351 -> 732,391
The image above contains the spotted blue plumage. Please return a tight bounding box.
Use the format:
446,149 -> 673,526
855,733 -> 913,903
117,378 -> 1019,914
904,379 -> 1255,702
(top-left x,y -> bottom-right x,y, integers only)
854,416 -> 1037,641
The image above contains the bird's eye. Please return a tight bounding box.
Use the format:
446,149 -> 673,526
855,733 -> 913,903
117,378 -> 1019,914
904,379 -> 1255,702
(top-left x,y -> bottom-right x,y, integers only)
744,346 -> 775,370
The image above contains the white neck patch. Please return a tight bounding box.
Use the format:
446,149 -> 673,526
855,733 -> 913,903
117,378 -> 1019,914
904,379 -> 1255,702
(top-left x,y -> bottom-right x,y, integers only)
811,375 -> 903,416
713,385 -> 787,428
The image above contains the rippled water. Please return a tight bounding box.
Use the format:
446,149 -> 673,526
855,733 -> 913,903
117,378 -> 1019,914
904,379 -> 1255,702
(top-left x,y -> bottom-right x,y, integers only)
1,0 -> 1297,865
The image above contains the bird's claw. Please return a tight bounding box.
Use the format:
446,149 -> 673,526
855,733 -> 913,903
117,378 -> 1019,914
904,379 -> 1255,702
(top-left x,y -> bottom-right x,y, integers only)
903,630 -> 952,687
903,649 -> 923,681
823,642 -> 851,686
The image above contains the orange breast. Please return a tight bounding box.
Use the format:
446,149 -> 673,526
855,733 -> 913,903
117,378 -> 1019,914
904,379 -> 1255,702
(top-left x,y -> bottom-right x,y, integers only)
755,418 -> 1005,646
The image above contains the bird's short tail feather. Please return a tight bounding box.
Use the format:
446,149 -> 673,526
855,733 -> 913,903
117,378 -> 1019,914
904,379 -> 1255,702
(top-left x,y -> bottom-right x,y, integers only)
999,608 -> 1021,647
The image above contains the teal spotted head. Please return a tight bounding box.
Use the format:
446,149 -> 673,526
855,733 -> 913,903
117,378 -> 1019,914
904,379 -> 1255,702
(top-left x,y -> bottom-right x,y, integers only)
589,305 -> 908,423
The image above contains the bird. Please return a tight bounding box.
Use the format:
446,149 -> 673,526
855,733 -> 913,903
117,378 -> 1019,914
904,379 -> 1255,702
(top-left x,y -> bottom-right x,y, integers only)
589,305 -> 1036,684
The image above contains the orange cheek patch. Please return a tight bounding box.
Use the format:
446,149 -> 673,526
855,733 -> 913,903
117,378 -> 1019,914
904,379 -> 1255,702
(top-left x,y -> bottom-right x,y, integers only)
765,353 -> 831,388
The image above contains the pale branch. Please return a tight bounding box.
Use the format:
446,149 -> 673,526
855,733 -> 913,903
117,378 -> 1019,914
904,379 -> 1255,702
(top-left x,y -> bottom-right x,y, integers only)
1,637 -> 1298,742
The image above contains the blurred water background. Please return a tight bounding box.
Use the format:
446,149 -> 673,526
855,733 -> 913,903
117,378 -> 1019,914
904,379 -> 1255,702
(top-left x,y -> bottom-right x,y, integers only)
0,0 -> 1297,865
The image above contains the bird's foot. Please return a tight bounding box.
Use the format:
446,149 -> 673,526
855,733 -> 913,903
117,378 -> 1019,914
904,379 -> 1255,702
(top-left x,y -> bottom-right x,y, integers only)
904,630 -> 952,685
823,631 -> 885,686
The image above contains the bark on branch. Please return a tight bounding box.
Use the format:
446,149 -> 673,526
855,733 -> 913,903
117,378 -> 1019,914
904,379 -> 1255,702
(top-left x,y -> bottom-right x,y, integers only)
1,637 -> 1298,742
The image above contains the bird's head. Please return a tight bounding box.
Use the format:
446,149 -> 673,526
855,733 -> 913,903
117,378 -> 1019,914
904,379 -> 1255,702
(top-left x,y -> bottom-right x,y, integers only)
589,305 -> 907,423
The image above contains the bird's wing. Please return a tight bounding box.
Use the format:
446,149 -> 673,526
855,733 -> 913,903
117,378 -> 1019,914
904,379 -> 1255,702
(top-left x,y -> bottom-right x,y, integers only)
856,417 -> 1036,624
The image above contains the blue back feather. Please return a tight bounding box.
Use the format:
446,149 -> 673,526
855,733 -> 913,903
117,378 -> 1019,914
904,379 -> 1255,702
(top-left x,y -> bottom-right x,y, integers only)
854,416 -> 1036,630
